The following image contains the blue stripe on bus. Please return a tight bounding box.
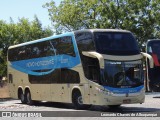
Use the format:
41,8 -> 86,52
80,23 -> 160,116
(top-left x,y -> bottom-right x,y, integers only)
9,32 -> 81,76
10,54 -> 80,75
103,85 -> 144,94
11,64 -> 55,76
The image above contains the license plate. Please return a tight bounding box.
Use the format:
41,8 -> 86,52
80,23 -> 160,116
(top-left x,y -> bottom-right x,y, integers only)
123,99 -> 131,104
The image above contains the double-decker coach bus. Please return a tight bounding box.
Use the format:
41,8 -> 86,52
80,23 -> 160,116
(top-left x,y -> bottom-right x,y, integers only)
7,29 -> 153,109
146,39 -> 160,92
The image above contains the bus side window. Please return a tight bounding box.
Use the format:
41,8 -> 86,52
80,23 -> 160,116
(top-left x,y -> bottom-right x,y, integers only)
60,36 -> 75,57
75,32 -> 95,53
82,55 -> 101,84
9,74 -> 13,83
61,68 -> 80,83
50,37 -> 76,57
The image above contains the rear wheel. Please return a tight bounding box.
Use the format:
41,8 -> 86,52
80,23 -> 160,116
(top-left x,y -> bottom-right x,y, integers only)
26,91 -> 33,105
20,92 -> 26,104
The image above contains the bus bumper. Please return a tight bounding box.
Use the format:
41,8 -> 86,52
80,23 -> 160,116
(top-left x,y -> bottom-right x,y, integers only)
97,92 -> 145,106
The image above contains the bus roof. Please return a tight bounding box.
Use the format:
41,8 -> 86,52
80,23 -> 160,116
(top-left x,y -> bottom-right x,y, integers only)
74,29 -> 131,33
147,39 -> 160,42
146,39 -> 160,45
8,32 -> 74,49
8,29 -> 131,49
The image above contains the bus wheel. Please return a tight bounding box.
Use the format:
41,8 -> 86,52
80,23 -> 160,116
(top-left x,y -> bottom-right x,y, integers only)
152,86 -> 158,92
72,91 -> 84,109
20,93 -> 26,104
18,89 -> 26,104
26,91 -> 33,105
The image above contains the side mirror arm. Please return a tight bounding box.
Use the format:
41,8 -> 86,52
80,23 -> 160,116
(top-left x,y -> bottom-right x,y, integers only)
141,52 -> 154,68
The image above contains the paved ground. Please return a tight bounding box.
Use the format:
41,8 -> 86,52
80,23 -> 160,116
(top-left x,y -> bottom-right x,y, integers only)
0,92 -> 160,119
0,92 -> 160,111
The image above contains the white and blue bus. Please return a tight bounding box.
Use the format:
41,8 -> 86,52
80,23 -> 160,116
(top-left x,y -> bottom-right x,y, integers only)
7,29 -> 153,109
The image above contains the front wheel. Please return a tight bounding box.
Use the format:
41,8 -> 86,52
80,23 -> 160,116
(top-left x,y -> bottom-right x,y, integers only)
72,91 -> 85,109
149,83 -> 160,92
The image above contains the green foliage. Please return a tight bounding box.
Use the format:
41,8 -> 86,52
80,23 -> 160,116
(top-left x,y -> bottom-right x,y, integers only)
44,0 -> 160,44
0,16 -> 53,76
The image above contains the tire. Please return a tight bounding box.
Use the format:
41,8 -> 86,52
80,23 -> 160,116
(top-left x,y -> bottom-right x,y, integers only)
26,91 -> 33,105
72,91 -> 84,109
153,86 -> 159,92
20,92 -> 26,104
149,83 -> 159,92
149,83 -> 154,92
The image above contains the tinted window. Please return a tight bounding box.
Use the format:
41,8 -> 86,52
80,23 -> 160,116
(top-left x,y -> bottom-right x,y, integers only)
81,55 -> 101,83
29,69 -> 80,84
29,69 -> 61,84
147,40 -> 160,60
60,68 -> 80,83
103,60 -> 143,88
94,32 -> 140,55
8,74 -> 13,83
75,32 -> 95,53
51,36 -> 75,57
8,36 -> 75,61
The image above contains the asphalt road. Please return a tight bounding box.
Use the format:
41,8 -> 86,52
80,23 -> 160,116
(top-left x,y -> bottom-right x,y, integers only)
0,92 -> 160,119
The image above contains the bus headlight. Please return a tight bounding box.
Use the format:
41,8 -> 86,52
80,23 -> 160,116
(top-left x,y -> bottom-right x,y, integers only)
96,87 -> 115,96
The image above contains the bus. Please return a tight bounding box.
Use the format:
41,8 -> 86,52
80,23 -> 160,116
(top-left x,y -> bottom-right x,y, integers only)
7,29 -> 153,109
146,39 -> 160,92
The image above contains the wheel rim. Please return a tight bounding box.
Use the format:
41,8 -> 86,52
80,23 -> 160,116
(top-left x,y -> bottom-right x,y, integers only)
21,94 -> 24,101
27,92 -> 31,103
77,96 -> 83,105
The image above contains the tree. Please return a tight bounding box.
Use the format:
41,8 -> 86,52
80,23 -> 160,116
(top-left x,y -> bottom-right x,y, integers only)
0,17 -> 53,76
44,0 -> 160,45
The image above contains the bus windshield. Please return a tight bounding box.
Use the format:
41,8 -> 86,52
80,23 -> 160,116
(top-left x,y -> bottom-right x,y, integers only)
94,32 -> 140,55
147,40 -> 160,92
103,60 -> 143,88
147,40 -> 160,60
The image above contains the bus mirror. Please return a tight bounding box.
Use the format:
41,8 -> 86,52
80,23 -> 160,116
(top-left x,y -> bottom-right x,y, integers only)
141,52 -> 154,68
82,51 -> 104,68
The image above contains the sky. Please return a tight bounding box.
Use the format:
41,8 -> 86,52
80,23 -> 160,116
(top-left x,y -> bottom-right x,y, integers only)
0,0 -> 61,28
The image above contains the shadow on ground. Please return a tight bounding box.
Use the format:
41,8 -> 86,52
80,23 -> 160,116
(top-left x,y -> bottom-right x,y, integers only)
14,101 -> 160,113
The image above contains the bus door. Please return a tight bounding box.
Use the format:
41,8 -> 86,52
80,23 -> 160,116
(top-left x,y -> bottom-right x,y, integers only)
146,40 -> 160,92
81,55 -> 101,104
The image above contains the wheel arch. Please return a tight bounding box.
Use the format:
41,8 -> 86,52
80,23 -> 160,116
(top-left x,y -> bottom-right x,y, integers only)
24,86 -> 31,94
71,86 -> 83,103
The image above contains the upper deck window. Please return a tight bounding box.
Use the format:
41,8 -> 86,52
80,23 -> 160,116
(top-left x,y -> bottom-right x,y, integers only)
75,32 -> 95,53
8,36 -> 75,61
94,32 -> 140,55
